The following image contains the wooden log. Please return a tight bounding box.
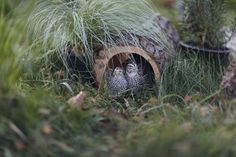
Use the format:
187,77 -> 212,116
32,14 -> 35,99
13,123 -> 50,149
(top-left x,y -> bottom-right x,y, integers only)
95,46 -> 161,89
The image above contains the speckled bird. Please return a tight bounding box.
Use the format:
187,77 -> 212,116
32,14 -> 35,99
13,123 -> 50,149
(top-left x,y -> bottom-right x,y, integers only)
125,62 -> 146,92
106,67 -> 128,95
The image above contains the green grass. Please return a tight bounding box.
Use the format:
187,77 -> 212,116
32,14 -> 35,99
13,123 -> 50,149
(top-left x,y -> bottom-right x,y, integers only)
28,0 -> 172,74
1,0 -> 236,157
160,52 -> 226,97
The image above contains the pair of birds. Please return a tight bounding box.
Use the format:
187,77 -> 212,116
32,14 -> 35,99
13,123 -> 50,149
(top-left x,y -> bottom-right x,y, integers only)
106,62 -> 146,95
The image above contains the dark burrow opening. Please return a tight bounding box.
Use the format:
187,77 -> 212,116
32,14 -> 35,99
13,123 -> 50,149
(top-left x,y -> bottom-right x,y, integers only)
107,53 -> 156,88
65,50 -> 156,89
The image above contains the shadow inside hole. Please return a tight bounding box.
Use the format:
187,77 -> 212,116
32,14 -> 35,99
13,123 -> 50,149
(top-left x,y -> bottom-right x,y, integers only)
66,51 -> 96,85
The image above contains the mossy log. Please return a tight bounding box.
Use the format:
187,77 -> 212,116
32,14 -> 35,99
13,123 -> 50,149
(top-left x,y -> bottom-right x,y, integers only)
94,14 -> 179,89
95,46 -> 161,89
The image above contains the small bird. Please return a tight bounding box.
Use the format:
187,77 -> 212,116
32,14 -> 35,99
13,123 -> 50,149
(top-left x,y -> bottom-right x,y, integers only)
125,62 -> 146,92
106,67 -> 128,95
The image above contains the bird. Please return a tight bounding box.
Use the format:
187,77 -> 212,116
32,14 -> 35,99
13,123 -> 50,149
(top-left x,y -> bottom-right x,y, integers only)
106,67 -> 128,95
125,62 -> 146,92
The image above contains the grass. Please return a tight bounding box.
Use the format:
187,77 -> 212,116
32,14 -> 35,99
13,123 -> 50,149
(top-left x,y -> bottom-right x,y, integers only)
1,0 -> 236,157
160,52 -> 226,97
28,0 -> 172,74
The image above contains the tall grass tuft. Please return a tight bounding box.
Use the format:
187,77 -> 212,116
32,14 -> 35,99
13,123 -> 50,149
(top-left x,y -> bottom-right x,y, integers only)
159,51 -> 226,99
28,0 -> 172,67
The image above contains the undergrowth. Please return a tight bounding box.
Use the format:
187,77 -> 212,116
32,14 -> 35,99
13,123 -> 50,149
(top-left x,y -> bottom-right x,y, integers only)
160,52 -> 226,98
1,0 -> 236,157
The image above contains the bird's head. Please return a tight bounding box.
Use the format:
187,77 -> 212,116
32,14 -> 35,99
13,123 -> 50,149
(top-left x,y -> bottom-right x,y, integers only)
113,67 -> 125,77
126,63 -> 138,76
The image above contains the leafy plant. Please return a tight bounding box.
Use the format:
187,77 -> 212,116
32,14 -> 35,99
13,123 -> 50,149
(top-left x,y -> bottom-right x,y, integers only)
179,0 -> 235,48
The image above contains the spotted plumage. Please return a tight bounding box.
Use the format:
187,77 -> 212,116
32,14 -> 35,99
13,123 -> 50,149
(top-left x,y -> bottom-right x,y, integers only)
106,67 -> 128,95
125,62 -> 146,92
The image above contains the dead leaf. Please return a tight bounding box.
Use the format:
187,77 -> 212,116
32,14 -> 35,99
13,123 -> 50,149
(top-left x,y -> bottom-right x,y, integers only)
184,95 -> 192,103
68,91 -> 87,109
41,122 -> 53,135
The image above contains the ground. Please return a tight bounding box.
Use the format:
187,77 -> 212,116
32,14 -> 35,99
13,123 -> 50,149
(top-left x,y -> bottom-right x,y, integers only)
1,0 -> 236,157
